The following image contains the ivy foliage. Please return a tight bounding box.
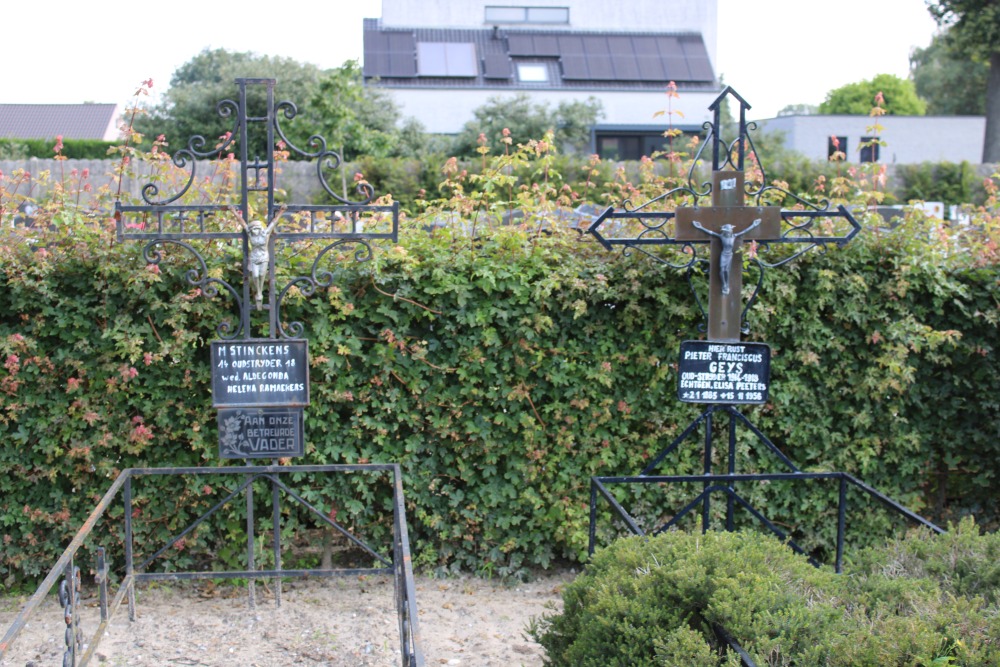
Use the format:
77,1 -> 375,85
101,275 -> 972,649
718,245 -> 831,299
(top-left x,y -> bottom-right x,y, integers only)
0,204 -> 997,589
530,519 -> 1000,666
0,105 -> 998,588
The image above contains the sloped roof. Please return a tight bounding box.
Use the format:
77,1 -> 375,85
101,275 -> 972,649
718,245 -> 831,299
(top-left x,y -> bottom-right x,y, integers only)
0,104 -> 120,141
363,19 -> 716,91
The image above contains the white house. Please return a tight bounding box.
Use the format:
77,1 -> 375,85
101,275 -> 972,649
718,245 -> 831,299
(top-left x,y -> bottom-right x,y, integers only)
362,0 -> 722,159
755,114 -> 986,164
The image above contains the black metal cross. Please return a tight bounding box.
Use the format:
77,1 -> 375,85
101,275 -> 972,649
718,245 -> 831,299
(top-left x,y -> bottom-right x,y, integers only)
589,86 -> 861,341
584,87 -> 867,552
115,78 -> 398,341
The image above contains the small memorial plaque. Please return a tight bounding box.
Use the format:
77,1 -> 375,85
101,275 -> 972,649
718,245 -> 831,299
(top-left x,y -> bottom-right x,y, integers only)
211,339 -> 309,408
217,407 -> 304,459
677,340 -> 771,405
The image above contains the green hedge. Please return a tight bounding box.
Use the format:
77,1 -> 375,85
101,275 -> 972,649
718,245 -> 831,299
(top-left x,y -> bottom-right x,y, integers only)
530,520 -> 1000,666
0,137 -> 116,160
0,212 -> 997,588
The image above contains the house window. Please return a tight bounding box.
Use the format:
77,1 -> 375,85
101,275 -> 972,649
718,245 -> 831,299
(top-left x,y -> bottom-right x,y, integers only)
485,6 -> 569,24
416,42 -> 478,77
828,136 -> 847,160
597,135 -> 642,161
517,63 -> 549,83
859,136 -> 880,163
527,7 -> 569,23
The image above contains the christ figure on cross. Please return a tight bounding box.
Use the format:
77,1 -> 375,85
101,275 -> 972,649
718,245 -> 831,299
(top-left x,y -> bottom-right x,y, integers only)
234,206 -> 286,310
691,218 -> 761,296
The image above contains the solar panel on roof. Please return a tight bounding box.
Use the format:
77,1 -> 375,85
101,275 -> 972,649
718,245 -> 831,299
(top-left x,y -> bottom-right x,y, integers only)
686,57 -> 714,81
635,56 -> 667,81
558,35 -> 585,55
561,55 -> 589,79
630,36 -> 658,54
417,42 -> 477,77
679,36 -> 715,81
483,54 -> 512,79
533,35 -> 560,56
581,35 -> 610,56
587,55 -> 615,79
606,36 -> 632,52
388,32 -> 416,52
612,53 -> 640,80
365,30 -> 417,78
508,34 -> 536,56
656,37 -> 685,58
389,52 -> 417,77
663,56 -> 691,81
446,43 -> 478,76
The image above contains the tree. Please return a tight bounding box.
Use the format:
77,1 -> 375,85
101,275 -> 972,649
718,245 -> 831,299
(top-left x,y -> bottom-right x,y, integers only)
135,48 -> 326,150
452,94 -> 604,157
777,103 -> 818,117
927,0 -> 1000,161
910,30 -> 988,115
309,61 -> 414,160
818,74 -> 927,115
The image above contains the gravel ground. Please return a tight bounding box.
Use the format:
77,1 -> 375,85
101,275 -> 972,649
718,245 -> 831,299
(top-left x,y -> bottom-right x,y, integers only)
1,571 -> 571,667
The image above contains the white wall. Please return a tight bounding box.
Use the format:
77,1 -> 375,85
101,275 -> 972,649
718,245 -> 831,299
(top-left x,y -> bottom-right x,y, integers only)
758,115 -> 986,164
384,86 -> 717,134
379,0 -> 718,73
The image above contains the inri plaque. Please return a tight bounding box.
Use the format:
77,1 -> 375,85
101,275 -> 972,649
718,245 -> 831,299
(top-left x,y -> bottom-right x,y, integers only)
677,340 -> 771,405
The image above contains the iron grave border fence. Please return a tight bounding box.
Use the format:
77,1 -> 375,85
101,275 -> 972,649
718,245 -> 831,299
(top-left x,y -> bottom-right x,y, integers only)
588,407 -> 945,575
1,464 -> 422,666
3,78 -> 424,666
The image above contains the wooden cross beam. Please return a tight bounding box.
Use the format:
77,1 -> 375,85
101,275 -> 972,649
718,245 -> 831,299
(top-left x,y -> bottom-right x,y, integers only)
674,171 -> 780,340
588,87 -> 861,342
114,78 -> 398,341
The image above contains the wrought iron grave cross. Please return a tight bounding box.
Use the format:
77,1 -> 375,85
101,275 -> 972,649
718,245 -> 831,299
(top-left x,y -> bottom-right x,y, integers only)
115,78 -> 398,458
589,86 -> 861,345
115,78 -> 398,344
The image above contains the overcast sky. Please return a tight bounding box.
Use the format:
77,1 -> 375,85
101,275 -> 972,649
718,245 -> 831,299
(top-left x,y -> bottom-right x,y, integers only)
5,0 -> 939,120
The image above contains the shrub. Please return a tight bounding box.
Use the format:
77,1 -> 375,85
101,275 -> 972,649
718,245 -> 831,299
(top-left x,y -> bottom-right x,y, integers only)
0,137 -> 115,160
897,161 -> 980,209
530,520 -> 1000,666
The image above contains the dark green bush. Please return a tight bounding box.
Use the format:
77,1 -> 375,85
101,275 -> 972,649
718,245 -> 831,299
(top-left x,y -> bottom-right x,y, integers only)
897,161 -> 980,209
0,137 -> 115,159
530,520 -> 1000,666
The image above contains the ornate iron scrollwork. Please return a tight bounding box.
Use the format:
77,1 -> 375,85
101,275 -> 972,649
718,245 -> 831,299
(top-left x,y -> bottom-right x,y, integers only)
115,78 -> 399,341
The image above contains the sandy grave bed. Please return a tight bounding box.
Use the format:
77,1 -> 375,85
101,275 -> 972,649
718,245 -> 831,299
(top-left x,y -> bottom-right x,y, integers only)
1,571 -> 571,667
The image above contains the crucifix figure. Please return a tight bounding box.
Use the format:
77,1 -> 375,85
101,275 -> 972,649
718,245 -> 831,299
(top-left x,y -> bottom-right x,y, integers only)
691,218 -> 761,296
233,205 -> 286,311
674,170 -> 780,340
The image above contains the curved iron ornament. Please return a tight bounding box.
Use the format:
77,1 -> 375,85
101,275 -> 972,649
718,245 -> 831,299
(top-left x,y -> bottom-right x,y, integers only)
274,101 -> 376,205
141,100 -> 241,206
115,78 -> 400,341
143,239 -> 246,339
275,239 -> 375,339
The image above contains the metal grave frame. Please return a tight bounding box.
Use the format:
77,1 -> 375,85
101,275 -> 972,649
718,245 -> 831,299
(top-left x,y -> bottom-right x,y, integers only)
2,78 -> 423,667
586,88 -> 942,570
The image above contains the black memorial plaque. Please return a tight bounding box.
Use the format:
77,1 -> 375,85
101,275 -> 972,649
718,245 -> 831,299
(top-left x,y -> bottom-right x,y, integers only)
217,407 -> 304,459
678,340 -> 771,405
211,339 -> 309,408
